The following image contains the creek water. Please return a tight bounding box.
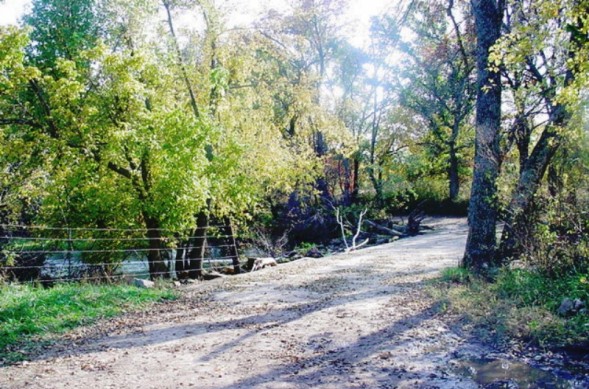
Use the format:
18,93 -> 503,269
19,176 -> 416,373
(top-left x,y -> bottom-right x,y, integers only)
41,248 -> 234,280
455,358 -> 587,388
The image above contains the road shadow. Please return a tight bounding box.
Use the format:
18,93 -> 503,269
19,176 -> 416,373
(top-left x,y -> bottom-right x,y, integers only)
213,305 -> 444,389
19,262 -> 444,365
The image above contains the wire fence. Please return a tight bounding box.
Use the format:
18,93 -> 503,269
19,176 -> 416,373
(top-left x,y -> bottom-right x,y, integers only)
0,223 -> 242,284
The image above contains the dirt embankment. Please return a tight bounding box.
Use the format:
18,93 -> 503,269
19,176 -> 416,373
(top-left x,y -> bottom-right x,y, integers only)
0,218 -> 583,388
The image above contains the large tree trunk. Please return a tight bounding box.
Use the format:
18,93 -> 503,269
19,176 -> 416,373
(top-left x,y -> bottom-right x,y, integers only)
498,106 -> 569,260
187,212 -> 208,279
175,244 -> 186,276
462,0 -> 504,272
224,217 -> 241,275
143,214 -> 170,279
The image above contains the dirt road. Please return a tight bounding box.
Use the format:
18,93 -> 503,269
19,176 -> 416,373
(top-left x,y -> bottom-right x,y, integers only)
0,218 -> 522,388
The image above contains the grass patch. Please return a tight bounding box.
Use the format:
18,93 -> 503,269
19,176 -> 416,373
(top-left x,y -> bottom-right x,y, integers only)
440,267 -> 472,284
0,282 -> 177,363
430,267 -> 589,348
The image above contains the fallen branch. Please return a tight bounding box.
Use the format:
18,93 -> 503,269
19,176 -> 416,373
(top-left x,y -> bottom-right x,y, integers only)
347,238 -> 369,253
365,220 -> 405,237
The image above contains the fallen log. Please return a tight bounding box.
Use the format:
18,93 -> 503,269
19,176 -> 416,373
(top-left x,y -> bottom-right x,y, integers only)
365,220 -> 405,237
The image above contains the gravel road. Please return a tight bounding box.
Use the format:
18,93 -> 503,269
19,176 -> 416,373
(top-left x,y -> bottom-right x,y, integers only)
0,218 -> 513,388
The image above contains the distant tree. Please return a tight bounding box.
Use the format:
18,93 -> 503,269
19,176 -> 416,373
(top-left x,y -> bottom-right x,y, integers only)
394,0 -> 476,202
24,0 -> 101,71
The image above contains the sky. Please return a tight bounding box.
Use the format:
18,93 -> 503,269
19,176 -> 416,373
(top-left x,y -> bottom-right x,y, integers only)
0,0 -> 395,47
0,0 -> 30,26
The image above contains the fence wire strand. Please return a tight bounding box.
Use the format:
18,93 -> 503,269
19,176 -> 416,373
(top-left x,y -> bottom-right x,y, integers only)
1,235 -> 235,242
0,224 -> 228,232
1,223 -> 242,284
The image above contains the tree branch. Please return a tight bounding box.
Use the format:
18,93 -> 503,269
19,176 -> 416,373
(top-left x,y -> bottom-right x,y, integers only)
0,118 -> 42,129
447,0 -> 472,72
162,0 -> 200,119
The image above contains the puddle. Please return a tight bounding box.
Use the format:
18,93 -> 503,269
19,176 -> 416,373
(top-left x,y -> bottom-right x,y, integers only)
455,358 -> 585,388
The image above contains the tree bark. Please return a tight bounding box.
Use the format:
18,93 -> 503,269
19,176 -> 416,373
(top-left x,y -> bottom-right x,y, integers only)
498,109 -> 568,260
352,157 -> 360,203
463,0 -> 504,272
314,131 -> 332,203
175,245 -> 186,276
224,217 -> 241,275
187,212 -> 208,279
448,142 -> 460,201
143,214 -> 170,279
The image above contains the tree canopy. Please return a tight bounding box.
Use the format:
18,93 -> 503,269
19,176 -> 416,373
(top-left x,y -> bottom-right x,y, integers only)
0,0 -> 587,279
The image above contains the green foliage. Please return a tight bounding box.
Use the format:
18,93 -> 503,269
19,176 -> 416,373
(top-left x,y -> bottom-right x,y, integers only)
0,282 -> 177,362
495,269 -> 589,309
295,241 -> 317,254
24,0 -> 101,72
0,2 -> 321,273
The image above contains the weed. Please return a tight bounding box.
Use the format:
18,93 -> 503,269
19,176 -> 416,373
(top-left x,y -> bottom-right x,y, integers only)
430,267 -> 589,348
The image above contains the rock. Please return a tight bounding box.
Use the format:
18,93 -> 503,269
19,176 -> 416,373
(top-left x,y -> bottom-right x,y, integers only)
557,298 -> 575,316
251,257 -> 278,271
133,278 -> 155,289
558,298 -> 585,316
173,281 -> 181,287
573,298 -> 585,311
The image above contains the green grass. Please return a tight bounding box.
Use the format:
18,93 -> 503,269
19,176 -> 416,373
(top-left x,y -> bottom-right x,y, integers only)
0,282 -> 177,363
431,267 -> 589,348
440,267 -> 472,284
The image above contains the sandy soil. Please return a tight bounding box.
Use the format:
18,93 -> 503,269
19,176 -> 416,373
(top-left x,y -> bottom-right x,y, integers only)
0,218 -> 519,388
